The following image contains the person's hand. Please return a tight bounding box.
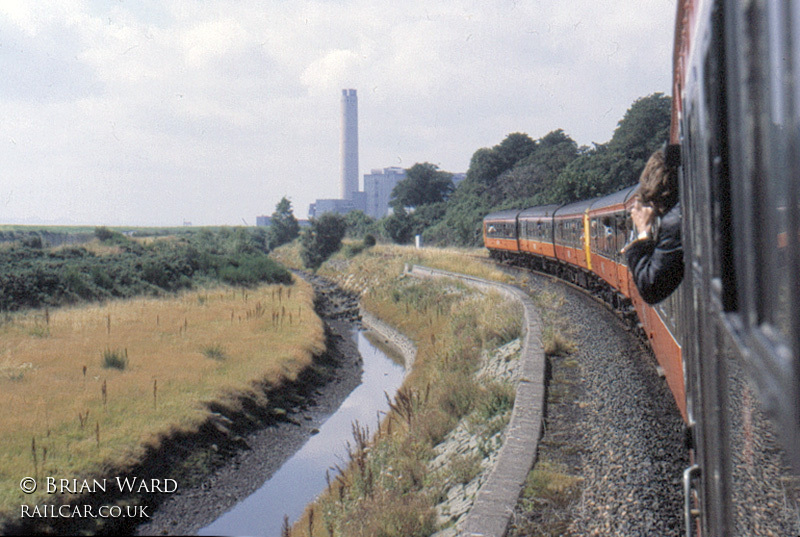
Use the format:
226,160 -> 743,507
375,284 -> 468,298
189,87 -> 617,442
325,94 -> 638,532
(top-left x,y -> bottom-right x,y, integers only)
631,198 -> 655,238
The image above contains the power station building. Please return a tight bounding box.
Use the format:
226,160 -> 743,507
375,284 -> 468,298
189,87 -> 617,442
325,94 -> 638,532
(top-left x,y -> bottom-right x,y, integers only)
363,167 -> 406,219
305,89 -> 462,221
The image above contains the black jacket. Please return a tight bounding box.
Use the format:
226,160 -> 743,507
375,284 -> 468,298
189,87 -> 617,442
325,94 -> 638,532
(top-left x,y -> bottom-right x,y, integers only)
625,202 -> 684,304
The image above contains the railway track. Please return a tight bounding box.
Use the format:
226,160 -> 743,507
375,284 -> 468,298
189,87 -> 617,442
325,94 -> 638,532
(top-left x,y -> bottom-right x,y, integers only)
479,261 -> 688,536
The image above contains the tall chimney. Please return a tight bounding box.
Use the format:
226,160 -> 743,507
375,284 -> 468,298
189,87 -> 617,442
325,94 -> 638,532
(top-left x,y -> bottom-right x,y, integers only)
340,89 -> 359,200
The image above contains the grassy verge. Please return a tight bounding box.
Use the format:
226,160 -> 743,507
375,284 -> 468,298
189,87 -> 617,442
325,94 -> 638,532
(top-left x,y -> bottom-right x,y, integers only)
271,243 -> 523,536
0,277 -> 324,522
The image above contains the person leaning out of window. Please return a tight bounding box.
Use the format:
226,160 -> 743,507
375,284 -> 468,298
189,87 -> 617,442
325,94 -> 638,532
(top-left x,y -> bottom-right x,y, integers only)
623,146 -> 684,304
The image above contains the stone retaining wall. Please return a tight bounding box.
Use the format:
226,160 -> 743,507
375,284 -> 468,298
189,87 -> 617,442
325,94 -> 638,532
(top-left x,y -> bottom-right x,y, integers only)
359,309 -> 417,370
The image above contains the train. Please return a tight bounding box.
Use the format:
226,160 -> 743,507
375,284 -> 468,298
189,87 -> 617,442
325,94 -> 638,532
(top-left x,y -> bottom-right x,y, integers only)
484,1 -> 800,535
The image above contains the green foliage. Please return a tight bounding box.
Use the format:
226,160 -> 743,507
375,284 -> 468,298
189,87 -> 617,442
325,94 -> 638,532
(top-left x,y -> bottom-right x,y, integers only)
94,226 -> 115,242
20,234 -> 44,249
218,254 -> 292,286
479,381 -> 516,420
300,213 -> 347,270
266,197 -> 300,250
342,233 -> 379,258
546,93 -> 671,204
390,162 -> 454,210
383,202 -> 449,245
0,228 -> 292,312
344,210 -> 378,239
383,209 -> 414,244
496,132 -> 538,170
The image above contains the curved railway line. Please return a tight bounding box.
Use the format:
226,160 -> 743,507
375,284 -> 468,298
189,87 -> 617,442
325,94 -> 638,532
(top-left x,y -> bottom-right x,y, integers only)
410,262 -> 688,536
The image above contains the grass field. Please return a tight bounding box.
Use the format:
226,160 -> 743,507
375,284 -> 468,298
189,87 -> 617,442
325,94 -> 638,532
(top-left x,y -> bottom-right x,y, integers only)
0,277 -> 324,519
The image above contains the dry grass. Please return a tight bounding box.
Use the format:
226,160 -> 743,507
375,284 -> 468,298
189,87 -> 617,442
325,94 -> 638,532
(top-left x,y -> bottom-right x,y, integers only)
0,278 -> 324,517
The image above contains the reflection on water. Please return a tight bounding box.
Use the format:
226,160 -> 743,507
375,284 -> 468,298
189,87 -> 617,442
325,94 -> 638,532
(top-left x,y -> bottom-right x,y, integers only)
199,329 -> 405,537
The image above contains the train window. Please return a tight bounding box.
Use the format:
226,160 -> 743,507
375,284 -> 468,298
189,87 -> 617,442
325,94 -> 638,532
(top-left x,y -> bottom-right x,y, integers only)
616,214 -> 629,257
752,0 -> 793,342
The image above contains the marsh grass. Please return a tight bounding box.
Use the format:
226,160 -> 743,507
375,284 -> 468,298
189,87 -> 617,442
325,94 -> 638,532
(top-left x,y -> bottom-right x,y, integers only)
0,278 -> 324,518
522,459 -> 582,507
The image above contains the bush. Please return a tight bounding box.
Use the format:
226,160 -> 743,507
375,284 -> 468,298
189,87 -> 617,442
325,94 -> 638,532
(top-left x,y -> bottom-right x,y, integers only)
300,213 -> 347,270
218,254 -> 292,286
102,348 -> 128,370
0,228 -> 293,312
94,226 -> 115,242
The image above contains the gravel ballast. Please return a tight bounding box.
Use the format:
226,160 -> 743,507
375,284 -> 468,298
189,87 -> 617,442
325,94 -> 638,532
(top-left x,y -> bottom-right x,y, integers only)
506,269 -> 688,537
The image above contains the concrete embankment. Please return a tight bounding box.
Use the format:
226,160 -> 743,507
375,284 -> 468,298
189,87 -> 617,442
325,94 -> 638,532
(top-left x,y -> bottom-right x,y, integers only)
360,309 -> 416,370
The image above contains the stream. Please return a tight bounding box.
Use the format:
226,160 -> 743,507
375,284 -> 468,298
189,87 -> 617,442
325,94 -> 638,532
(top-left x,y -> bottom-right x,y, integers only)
197,328 -> 405,537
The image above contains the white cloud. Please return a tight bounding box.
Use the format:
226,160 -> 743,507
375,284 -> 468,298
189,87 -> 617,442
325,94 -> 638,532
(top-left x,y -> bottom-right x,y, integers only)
0,0 -> 676,225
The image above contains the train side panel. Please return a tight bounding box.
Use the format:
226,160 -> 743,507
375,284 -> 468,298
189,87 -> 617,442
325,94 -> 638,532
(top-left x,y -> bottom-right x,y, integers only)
483,210 -> 521,258
630,285 -> 687,420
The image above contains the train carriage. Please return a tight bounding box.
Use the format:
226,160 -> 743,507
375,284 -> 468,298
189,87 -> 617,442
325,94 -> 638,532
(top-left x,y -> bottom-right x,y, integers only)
586,186 -> 636,294
518,204 -> 559,270
676,0 -> 800,535
483,209 -> 520,260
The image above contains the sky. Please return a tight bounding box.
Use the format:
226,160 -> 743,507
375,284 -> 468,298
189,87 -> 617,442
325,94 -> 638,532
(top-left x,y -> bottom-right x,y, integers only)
0,0 -> 676,226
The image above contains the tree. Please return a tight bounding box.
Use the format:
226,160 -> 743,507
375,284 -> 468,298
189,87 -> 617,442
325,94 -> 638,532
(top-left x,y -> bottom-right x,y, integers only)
343,210 -> 377,239
267,197 -> 300,250
545,94 -> 672,204
608,93 -> 671,158
465,147 -> 504,187
497,130 -> 579,205
604,93 -> 672,188
495,132 -> 537,170
390,163 -> 454,210
300,213 -> 347,270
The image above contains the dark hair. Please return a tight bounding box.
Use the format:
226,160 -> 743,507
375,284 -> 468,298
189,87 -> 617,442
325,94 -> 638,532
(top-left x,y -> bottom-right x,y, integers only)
638,148 -> 679,214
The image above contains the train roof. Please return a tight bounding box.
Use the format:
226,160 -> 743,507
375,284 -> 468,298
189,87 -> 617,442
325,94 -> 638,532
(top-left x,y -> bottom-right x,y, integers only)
519,204 -> 562,219
483,209 -> 520,223
553,198 -> 594,219
589,185 -> 638,214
